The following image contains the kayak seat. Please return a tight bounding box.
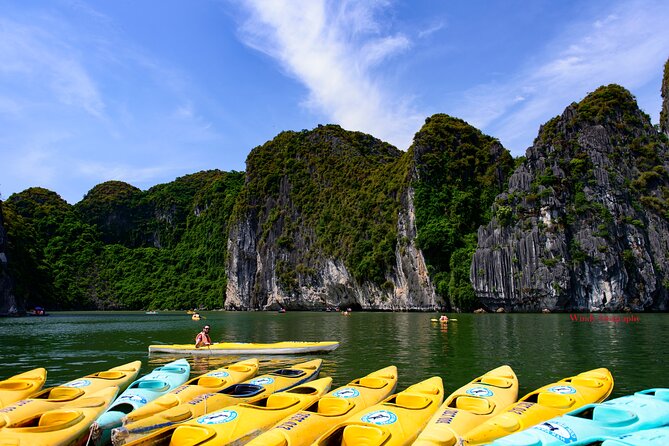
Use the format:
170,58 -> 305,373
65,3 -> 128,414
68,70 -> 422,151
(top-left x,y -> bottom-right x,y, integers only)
219,383 -> 264,397
637,388 -> 669,402
357,377 -> 389,389
592,406 -> 638,426
133,380 -> 169,391
266,394 -> 300,409
653,389 -> 669,402
537,392 -> 575,409
89,371 -> 127,380
156,366 -> 188,374
493,413 -> 521,432
165,407 -> 194,422
271,369 -> 306,378
153,394 -> 180,408
47,387 -> 84,401
318,397 -> 353,416
170,425 -> 215,445
455,396 -> 494,414
571,377 -> 604,388
228,365 -> 255,374
342,424 -> 389,446
38,410 -> 84,430
481,376 -> 514,388
0,381 -> 33,390
68,395 -> 108,408
395,394 -> 431,410
196,376 -> 225,388
289,386 -> 319,395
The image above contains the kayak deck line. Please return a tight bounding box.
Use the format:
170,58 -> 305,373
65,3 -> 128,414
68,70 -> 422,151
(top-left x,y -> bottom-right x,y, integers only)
148,341 -> 340,355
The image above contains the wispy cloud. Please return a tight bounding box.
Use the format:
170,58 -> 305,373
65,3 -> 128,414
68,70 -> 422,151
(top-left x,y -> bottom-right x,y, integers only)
76,161 -> 182,185
0,6 -> 228,203
455,0 -> 669,154
235,0 -> 421,149
0,18 -> 105,117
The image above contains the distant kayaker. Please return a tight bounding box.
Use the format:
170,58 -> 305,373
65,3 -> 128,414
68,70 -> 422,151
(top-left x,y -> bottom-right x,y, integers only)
195,325 -> 212,348
439,315 -> 448,323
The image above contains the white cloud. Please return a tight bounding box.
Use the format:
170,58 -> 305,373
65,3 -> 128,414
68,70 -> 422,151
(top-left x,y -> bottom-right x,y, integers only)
454,0 -> 669,154
235,0 -> 421,149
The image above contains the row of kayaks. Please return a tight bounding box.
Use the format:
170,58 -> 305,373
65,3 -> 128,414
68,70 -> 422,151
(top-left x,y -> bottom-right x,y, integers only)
0,361 -> 668,445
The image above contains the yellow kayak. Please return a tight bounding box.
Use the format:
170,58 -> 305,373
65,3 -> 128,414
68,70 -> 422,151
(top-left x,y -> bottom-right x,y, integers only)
0,368 -> 47,408
313,376 -> 444,446
413,365 -> 518,446
149,341 -> 339,355
0,360 -> 141,429
0,386 -> 118,446
112,359 -> 322,445
121,358 -> 259,423
460,367 -> 614,445
121,377 -> 333,445
246,365 -> 399,446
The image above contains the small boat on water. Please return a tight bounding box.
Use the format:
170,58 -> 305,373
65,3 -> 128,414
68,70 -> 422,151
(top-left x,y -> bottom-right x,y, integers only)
246,365 -> 398,446
148,340 -> 339,355
460,368 -> 614,445
90,359 -> 190,445
28,306 -> 48,316
0,367 -> 47,408
414,365 -> 519,446
314,376 -> 445,446
491,388 -> 669,445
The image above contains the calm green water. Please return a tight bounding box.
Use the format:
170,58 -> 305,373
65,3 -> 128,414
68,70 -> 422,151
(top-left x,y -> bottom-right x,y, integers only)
0,311 -> 666,399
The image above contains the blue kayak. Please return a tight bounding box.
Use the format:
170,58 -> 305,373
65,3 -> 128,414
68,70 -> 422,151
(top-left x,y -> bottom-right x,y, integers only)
600,426 -> 669,445
491,388 -> 669,445
90,358 -> 190,445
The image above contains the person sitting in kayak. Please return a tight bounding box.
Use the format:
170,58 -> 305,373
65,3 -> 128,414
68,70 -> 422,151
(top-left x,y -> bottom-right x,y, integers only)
439,315 -> 448,323
195,325 -> 212,348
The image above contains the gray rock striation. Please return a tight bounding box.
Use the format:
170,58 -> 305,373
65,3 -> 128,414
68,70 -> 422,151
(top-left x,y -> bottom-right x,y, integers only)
0,204 -> 20,315
472,85 -> 669,311
225,126 -> 438,310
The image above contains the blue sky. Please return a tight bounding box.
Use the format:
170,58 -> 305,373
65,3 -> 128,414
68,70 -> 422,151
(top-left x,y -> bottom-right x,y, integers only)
1,0 -> 668,204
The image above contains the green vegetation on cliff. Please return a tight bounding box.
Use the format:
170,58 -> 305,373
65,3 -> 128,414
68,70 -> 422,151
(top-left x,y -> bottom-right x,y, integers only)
239,125 -> 408,285
411,115 -> 515,310
2,171 -> 243,310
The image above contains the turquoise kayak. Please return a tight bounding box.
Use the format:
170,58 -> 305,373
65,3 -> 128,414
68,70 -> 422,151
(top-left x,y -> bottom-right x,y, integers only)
491,388 -> 669,445
600,426 -> 669,445
90,358 -> 190,445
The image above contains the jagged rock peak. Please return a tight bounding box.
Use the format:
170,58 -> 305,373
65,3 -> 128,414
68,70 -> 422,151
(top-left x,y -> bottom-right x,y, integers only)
472,83 -> 669,312
661,58 -> 669,136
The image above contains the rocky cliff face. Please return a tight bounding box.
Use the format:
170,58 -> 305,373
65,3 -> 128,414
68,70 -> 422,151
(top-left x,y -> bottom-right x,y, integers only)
225,125 -> 438,310
472,85 -> 669,311
0,204 -> 20,315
